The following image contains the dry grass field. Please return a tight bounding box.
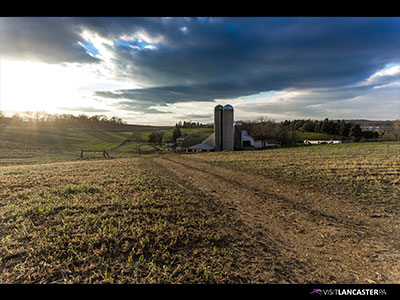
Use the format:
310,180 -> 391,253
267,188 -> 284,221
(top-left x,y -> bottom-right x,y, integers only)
0,158 -> 247,283
0,142 -> 399,283
190,142 -> 400,215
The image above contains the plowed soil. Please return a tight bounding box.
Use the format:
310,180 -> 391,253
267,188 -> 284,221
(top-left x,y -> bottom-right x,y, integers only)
152,154 -> 400,283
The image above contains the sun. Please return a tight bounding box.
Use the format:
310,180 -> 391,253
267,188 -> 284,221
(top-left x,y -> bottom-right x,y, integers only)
0,60 -> 87,113
0,57 -> 140,117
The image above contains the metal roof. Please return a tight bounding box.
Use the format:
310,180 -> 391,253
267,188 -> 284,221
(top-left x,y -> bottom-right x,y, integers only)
189,143 -> 215,150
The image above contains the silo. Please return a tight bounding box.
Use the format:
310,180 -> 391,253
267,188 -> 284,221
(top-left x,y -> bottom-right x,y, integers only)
222,104 -> 234,151
234,121 -> 242,150
214,105 -> 223,151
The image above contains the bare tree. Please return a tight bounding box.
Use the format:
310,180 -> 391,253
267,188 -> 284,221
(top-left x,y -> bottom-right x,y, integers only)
148,131 -> 164,146
242,118 -> 289,144
392,120 -> 400,141
0,111 -> 5,124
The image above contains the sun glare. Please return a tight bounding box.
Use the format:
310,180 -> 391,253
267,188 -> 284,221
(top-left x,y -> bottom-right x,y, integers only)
0,59 -> 133,115
1,60 -> 83,113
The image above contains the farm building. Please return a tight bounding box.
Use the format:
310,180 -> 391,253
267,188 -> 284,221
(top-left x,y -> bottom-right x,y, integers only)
175,135 -> 209,152
304,140 -> 342,145
240,130 -> 255,147
185,104 -> 278,152
175,135 -> 193,152
164,140 -> 175,147
361,125 -> 380,131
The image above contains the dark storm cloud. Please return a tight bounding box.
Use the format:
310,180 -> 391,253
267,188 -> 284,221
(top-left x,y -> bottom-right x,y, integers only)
94,78 -> 270,104
106,17 -> 399,86
0,17 -> 100,64
92,17 -> 399,112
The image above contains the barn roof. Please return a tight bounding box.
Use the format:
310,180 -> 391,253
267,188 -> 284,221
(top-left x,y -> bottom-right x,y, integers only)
189,143 -> 215,150
202,133 -> 215,147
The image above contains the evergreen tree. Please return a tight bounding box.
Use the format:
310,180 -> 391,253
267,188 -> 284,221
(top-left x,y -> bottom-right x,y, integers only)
350,124 -> 362,141
314,121 -> 322,133
302,120 -> 315,132
172,126 -> 182,142
320,118 -> 329,134
339,120 -> 351,137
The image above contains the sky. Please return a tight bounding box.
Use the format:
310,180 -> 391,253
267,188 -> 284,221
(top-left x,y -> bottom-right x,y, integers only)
0,17 -> 399,125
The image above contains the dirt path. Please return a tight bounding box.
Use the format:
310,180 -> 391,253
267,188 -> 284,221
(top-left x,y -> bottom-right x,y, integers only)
152,154 -> 400,283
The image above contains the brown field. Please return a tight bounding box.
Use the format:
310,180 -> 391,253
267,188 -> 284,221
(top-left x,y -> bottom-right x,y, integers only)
0,142 -> 399,283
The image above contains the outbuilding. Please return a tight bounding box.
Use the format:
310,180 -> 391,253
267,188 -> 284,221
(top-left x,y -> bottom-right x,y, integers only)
188,143 -> 215,152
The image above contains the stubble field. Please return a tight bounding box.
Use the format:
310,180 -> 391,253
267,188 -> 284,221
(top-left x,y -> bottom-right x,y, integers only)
0,142 -> 399,283
190,142 -> 400,217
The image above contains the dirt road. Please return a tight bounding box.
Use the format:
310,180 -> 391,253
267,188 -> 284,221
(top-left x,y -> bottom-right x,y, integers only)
152,154 -> 400,283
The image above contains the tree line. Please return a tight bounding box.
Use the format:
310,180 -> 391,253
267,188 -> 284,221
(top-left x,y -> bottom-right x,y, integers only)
283,118 -> 361,137
239,118 -> 389,145
0,111 -> 126,128
282,118 -> 382,140
174,121 -> 212,128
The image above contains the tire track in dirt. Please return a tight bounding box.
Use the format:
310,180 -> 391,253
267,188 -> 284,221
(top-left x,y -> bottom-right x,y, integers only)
152,154 -> 400,283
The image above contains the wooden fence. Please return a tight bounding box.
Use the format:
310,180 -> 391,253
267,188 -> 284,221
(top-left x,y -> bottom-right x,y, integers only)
80,149 -> 111,158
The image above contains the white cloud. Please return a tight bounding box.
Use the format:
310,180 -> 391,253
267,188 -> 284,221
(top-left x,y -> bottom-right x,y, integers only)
144,45 -> 157,50
134,30 -> 164,45
374,65 -> 400,77
372,81 -> 400,89
359,64 -> 400,87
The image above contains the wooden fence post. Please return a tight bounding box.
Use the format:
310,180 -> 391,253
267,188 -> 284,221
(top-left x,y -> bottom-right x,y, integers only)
80,149 -> 112,159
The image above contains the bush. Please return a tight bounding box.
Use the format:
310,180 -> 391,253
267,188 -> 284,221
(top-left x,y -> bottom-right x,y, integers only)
148,131 -> 164,146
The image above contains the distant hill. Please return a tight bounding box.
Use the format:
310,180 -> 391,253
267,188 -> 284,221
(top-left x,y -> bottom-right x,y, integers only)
343,119 -> 394,127
0,122 -> 212,165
